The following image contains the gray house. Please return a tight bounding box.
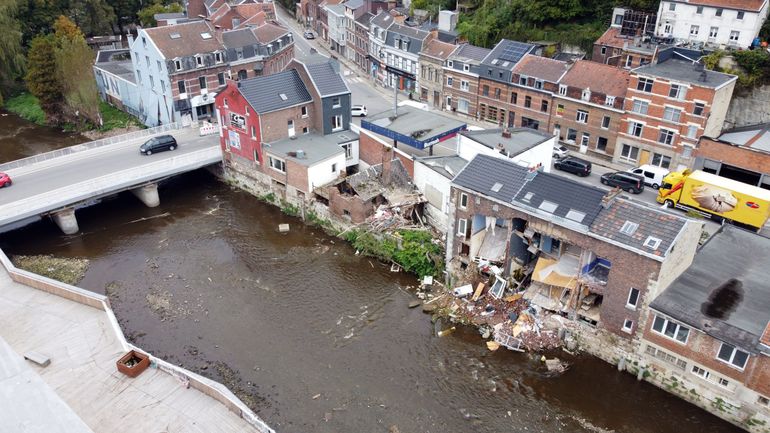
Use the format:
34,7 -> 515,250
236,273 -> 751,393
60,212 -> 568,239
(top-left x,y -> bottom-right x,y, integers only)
290,58 -> 352,137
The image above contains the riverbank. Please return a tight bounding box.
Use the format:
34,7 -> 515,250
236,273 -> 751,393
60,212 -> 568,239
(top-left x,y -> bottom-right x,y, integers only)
4,93 -> 145,137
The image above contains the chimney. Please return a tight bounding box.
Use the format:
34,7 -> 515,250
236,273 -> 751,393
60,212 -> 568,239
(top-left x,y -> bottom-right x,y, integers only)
393,13 -> 406,24
382,146 -> 394,184
501,129 -> 512,138
601,187 -> 622,208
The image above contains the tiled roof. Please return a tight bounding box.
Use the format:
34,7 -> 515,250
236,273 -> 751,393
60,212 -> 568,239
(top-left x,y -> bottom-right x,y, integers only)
143,21 -> 224,59
672,0 -> 765,12
253,22 -> 289,43
453,154 -> 530,203
761,322 -> 770,347
237,69 -> 312,113
450,43 -> 491,62
421,39 -> 457,60
304,61 -> 349,97
650,225 -> 770,352
559,60 -> 630,97
239,10 -> 267,27
511,54 -> 570,83
389,23 -> 430,41
514,172 -> 606,225
589,198 -> 687,257
595,27 -> 624,48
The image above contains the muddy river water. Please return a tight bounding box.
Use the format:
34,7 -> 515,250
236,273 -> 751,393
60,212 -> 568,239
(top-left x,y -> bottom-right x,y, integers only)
0,113 -> 742,433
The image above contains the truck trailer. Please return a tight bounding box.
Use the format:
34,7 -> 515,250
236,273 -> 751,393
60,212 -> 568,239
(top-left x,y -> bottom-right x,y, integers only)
656,169 -> 770,231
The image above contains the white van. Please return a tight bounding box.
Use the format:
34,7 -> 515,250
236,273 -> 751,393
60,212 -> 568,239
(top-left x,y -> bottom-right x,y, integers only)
626,164 -> 669,189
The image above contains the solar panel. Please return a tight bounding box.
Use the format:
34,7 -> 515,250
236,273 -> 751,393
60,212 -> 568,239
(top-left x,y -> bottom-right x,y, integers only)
497,41 -> 531,63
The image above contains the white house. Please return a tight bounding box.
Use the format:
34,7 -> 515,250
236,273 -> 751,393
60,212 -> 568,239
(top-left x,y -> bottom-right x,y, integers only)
414,155 -> 468,231
325,4 -> 347,57
456,128 -> 555,173
655,0 -> 769,49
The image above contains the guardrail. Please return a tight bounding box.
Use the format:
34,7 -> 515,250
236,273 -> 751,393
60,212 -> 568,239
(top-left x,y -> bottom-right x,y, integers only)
0,247 -> 275,433
0,122 -> 184,172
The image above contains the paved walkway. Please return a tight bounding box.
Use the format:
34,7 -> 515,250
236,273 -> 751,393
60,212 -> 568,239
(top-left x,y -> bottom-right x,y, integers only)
0,265 -> 261,433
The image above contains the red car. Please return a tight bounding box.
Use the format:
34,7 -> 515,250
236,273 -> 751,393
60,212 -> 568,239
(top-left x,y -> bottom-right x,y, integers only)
0,172 -> 12,188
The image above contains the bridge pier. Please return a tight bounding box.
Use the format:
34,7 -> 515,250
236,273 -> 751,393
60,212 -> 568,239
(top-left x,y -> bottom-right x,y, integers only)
131,183 -> 160,208
51,208 -> 79,235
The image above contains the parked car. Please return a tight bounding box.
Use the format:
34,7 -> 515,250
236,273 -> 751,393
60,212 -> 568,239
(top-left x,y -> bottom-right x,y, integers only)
0,172 -> 11,188
554,157 -> 591,177
626,164 -> 669,189
601,171 -> 645,193
351,105 -> 367,117
140,135 -> 177,155
303,31 -> 315,39
553,144 -> 569,159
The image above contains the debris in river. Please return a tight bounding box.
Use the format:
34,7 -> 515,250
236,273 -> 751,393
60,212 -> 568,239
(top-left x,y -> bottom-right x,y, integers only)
11,254 -> 89,285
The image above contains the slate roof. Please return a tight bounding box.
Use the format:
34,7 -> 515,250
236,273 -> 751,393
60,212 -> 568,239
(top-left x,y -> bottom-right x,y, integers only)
418,155 -> 469,179
421,39 -> 457,60
304,61 -> 350,97
650,225 -> 770,352
222,28 -> 258,48
717,123 -> 770,153
386,24 -> 430,54
589,198 -> 688,257
355,12 -> 374,26
237,69 -> 312,113
267,131 -> 351,166
154,12 -> 186,20
325,3 -> 345,17
481,39 -> 536,70
633,57 -> 736,88
453,154 -> 530,203
512,54 -> 570,83
370,11 -> 395,29
559,60 -> 630,97
450,43 -> 492,62
514,172 -> 606,225
143,21 -> 224,58
344,0 -> 364,9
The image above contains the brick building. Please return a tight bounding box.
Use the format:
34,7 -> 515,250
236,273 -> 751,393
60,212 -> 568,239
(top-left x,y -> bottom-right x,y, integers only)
693,123 -> 770,188
552,60 -> 629,161
351,13 -> 373,73
448,154 -> 702,340
641,225 -> 770,430
617,47 -> 737,170
442,43 -> 491,117
592,7 -> 664,69
222,23 -> 294,81
418,38 -> 456,109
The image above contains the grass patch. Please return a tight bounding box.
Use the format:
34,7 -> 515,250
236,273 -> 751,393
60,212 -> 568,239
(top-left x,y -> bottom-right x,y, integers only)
345,229 -> 444,278
4,93 -> 46,125
98,101 -> 144,131
11,254 -> 89,285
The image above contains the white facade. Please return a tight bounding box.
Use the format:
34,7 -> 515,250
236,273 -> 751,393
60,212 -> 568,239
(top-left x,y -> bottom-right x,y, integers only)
413,160 -> 453,231
307,153 -> 347,192
456,133 -> 555,173
130,31 -> 175,126
655,0 -> 769,48
325,5 -> 347,50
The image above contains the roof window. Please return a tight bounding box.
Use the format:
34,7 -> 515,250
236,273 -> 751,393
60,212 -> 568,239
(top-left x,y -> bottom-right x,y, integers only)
643,236 -> 661,250
620,220 -> 639,235
170,33 -> 181,39
538,200 -> 558,213
201,32 -> 213,40
279,93 -> 288,101
522,192 -> 534,202
565,209 -> 586,223
491,182 -> 503,192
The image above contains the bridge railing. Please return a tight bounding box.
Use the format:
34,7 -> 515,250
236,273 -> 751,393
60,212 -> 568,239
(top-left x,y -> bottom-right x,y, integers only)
0,122 -> 184,172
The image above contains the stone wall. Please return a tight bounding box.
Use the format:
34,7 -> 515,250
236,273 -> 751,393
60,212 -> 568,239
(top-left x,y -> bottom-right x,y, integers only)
724,84 -> 770,130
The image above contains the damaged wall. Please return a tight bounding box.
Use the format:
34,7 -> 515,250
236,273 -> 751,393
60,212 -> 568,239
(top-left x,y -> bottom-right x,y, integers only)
359,129 -> 415,177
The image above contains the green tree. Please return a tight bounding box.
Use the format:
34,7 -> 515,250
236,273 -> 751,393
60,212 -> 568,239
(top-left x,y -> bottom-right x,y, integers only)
16,0 -> 67,45
52,15 -> 101,126
68,0 -> 116,35
25,34 -> 62,122
137,1 -> 183,27
0,0 -> 26,102
107,0 -> 140,32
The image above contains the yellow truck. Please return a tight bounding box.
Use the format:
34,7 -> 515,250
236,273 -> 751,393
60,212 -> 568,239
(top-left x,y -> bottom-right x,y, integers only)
657,169 -> 770,231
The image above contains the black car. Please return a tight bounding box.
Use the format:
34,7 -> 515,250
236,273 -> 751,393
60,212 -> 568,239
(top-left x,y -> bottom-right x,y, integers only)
140,135 -> 177,155
554,157 -> 591,177
600,171 -> 645,194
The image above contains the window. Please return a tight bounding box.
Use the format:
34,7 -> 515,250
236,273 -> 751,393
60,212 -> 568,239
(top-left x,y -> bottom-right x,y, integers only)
463,64 -> 470,72
332,97 -> 341,108
459,192 -> 468,209
620,144 -> 639,162
620,220 -> 639,235
447,76 -> 454,86
177,80 -> 186,94
687,125 -> 698,138
628,121 -> 644,137
696,5 -> 703,13
669,2 -> 675,10
215,52 -> 223,63
145,55 -> 150,67
669,84 -> 686,100
717,343 -> 749,369
136,70 -> 142,84
692,365 -> 710,379
596,137 -> 608,151
737,11 -> 744,19
534,80 -> 543,90
519,76 -> 527,86
729,31 -> 740,42
511,92 -> 517,104
460,80 -> 469,91
581,89 -> 591,101
340,142 -> 351,158
556,104 -> 565,116
160,80 -> 165,91
709,26 -> 718,38
605,96 -> 615,106
646,345 -> 687,370
758,396 -> 770,407
251,126 -> 256,139
481,85 -> 489,96
539,200 -> 558,212
196,55 -> 203,67
652,315 -> 690,344
716,8 -> 723,16
690,25 -> 699,36
541,100 -> 548,113
303,126 -> 309,134
576,110 -> 588,123
663,106 -> 682,123
651,153 -> 672,168
718,377 -> 730,387
601,116 -> 611,129
268,156 -> 286,173
174,59 -> 182,71
566,128 -> 577,143
637,78 -> 653,92
600,46 -> 607,55
524,96 -> 531,108
632,99 -> 649,114
580,133 -> 590,148
149,75 -> 155,89
457,218 -> 467,236
217,72 -> 225,86
627,288 -> 640,308
694,102 -> 705,116
625,55 -> 634,68
447,60 -> 453,68
457,98 -> 469,114
331,163 -> 337,173
622,319 -> 634,332
644,236 -> 662,249
331,114 -> 343,131
658,128 -> 675,145
495,88 -> 501,99
199,76 -> 207,90
559,84 -> 567,96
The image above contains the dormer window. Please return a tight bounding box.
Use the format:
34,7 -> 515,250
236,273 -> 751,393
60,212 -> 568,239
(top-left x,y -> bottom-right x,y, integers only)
518,76 -> 527,86
174,59 -> 182,71
463,64 -> 469,72
215,52 -> 223,64
447,60 -> 454,68
581,88 -> 591,101
534,80 -> 543,90
558,84 -> 567,95
196,55 -> 204,67
605,95 -> 615,106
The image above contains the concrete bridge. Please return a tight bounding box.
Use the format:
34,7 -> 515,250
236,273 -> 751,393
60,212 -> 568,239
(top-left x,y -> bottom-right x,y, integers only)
0,125 -> 222,234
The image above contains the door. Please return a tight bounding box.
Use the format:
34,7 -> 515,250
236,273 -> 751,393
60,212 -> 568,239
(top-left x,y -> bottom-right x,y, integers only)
433,91 -> 439,107
639,149 -> 651,165
579,135 -> 589,154
288,120 -> 295,137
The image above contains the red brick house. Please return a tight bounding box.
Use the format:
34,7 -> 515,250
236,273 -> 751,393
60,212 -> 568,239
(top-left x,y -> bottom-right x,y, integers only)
442,43 -> 491,117
222,23 -> 295,81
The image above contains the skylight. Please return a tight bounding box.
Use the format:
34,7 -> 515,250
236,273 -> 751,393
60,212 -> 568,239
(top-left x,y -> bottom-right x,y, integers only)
565,209 -> 586,223
491,182 -> 503,192
279,93 -> 288,101
538,200 -> 558,213
643,236 -> 662,250
522,192 -> 534,202
620,221 -> 639,236
201,32 -> 213,39
169,33 -> 181,39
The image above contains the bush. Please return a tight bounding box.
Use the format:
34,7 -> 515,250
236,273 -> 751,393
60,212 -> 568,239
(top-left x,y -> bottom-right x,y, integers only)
4,93 -> 46,124
99,101 -> 144,131
345,229 -> 444,278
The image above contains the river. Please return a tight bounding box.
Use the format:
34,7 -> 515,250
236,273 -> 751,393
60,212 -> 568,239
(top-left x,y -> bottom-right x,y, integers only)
0,113 -> 743,433
0,111 -> 86,163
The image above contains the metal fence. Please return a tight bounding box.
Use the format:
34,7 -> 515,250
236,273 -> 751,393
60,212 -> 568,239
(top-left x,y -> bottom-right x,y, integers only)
0,122 -> 183,172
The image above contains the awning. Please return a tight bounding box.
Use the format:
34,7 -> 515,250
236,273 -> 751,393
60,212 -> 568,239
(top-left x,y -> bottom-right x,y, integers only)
532,255 -> 578,290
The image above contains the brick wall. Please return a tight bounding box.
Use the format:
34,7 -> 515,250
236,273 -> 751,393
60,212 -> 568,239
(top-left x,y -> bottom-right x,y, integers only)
359,130 -> 414,177
170,65 -> 230,100
328,189 -> 373,223
444,70 -> 479,117
696,137 -> 770,174
553,97 -> 623,159
260,104 -> 314,143
477,78 -> 553,131
216,81 -> 262,163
